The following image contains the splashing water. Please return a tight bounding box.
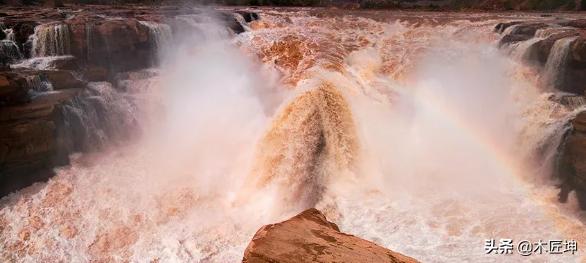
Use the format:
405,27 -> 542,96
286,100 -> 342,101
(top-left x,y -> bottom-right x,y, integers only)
1,10 -> 585,262
239,83 -> 358,212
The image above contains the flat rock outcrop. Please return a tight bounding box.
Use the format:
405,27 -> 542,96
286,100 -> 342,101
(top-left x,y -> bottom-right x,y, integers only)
242,208 -> 418,263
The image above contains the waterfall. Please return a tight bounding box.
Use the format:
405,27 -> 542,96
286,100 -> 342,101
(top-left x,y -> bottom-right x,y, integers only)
503,27 -> 577,61
58,82 -> 139,152
31,23 -> 72,57
85,22 -> 94,61
0,39 -> 23,63
507,37 -> 542,60
241,83 -> 358,209
4,10 -> 586,263
138,21 -> 173,65
542,36 -> 578,90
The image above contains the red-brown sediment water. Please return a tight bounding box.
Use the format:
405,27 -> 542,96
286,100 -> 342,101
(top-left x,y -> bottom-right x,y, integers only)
1,9 -> 585,262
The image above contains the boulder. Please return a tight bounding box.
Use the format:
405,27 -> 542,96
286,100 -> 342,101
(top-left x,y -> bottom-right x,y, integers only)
242,208 -> 418,263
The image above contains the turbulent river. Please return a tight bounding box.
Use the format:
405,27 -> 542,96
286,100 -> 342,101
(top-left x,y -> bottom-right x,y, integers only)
1,8 -> 586,262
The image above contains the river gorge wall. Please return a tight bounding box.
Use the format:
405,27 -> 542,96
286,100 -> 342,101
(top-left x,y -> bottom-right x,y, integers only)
495,18 -> 586,208
0,5 -> 259,196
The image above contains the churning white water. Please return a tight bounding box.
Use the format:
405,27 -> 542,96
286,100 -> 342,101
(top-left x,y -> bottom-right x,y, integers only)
1,10 -> 585,263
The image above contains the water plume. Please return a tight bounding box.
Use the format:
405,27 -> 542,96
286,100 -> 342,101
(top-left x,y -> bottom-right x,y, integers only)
241,83 -> 358,210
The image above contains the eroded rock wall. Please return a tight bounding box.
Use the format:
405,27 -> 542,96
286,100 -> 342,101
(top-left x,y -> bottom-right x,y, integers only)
496,19 -> 586,94
0,6 -> 259,196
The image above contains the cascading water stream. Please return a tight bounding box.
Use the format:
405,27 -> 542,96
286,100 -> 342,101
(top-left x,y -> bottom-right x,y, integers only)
31,23 -> 72,57
1,10 -> 585,263
139,21 -> 173,65
542,36 -> 578,90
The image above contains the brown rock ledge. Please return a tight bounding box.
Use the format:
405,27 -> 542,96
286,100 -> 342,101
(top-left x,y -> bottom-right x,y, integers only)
242,208 -> 418,263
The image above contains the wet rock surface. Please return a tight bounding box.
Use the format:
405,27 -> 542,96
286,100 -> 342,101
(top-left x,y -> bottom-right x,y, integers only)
495,19 -> 586,94
557,111 -> 586,209
1,5 -> 259,73
0,5 -> 259,196
499,19 -> 586,210
242,208 -> 418,263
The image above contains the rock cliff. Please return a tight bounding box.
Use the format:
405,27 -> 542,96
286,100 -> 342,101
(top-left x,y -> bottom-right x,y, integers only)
495,19 -> 586,95
557,111 -> 586,209
496,19 -> 586,210
0,6 -> 259,196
